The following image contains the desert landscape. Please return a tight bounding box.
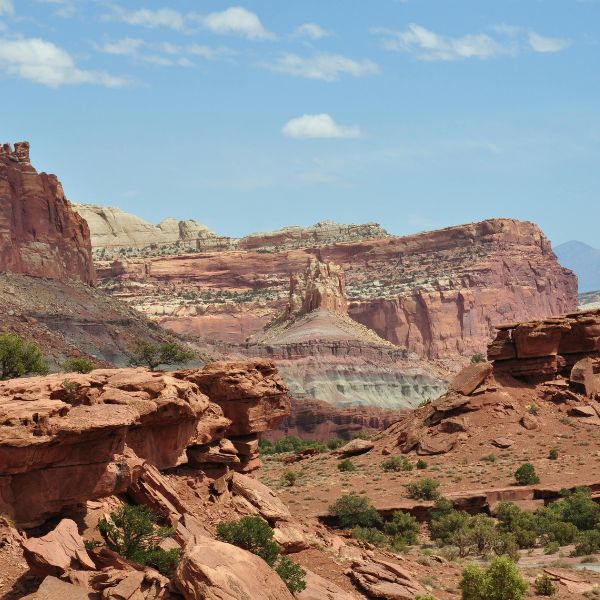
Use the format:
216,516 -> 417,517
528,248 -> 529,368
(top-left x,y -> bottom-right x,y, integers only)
1,1 -> 599,598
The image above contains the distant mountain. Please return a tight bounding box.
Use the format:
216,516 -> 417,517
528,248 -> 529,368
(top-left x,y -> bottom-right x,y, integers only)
555,240 -> 600,293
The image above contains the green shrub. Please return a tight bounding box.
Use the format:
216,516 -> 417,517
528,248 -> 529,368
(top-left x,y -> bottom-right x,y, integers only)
382,456 -> 413,472
62,357 -> 94,374
544,541 -> 560,555
493,532 -> 520,562
338,459 -> 357,472
352,526 -> 388,547
0,332 -> 48,379
406,478 -> 440,500
430,507 -> 471,546
328,494 -> 382,529
352,432 -> 368,440
416,459 -> 428,470
514,463 -> 540,486
534,574 -> 556,596
548,447 -> 558,460
551,487 -> 600,531
217,516 -> 280,566
572,529 -> 600,556
97,504 -> 179,576
259,435 -> 327,455
383,511 -> 420,546
217,516 -> 306,593
327,437 -> 345,450
275,555 -> 307,594
481,454 -> 496,463
281,470 -> 301,487
129,340 -> 196,371
459,556 -> 527,600
416,596 -> 438,600
471,354 -> 486,364
495,502 -> 538,548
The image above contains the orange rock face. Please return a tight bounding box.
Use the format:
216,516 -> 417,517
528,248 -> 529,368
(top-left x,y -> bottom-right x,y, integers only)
97,218 -> 577,358
0,142 -> 95,284
0,360 -> 291,527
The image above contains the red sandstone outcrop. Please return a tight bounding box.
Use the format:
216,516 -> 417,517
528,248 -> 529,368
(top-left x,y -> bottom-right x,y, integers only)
96,218 -> 577,360
0,360 -> 290,527
0,142 -> 95,284
379,309 -> 600,458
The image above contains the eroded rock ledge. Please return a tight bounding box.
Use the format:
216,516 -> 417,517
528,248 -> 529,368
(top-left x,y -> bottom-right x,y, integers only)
0,359 -> 290,527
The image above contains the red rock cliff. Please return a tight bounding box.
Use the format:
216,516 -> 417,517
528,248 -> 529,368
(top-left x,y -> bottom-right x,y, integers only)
97,219 -> 577,359
0,142 -> 95,284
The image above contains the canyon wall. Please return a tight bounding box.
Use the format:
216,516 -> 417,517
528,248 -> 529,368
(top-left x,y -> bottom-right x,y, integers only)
0,142 -> 95,285
0,360 -> 290,527
96,218 -> 577,359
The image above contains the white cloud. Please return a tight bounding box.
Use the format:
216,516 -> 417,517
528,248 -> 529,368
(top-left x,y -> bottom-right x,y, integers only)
198,7 -> 274,40
374,23 -> 517,60
98,38 -> 234,66
266,53 -> 379,81
295,23 -> 330,39
0,0 -> 13,16
100,38 -> 144,56
0,36 -> 129,87
36,0 -> 77,18
374,23 -> 571,60
528,31 -> 570,53
113,7 -> 185,31
282,114 -> 361,139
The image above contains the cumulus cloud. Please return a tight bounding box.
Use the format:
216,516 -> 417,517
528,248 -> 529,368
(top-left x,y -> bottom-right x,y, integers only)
198,7 -> 274,40
112,7 -> 185,31
98,38 -> 234,66
374,23 -> 517,60
266,53 -> 379,81
294,23 -> 330,39
374,23 -> 570,60
0,36 -> 129,87
0,0 -> 13,16
528,31 -> 570,53
282,114 -> 361,139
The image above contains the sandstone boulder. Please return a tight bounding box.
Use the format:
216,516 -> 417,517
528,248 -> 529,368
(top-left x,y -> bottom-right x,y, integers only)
571,357 -> 600,399
231,473 -> 292,523
22,576 -> 91,600
176,360 -> 291,437
334,438 -> 374,457
349,557 -> 426,600
22,519 -> 95,577
448,362 -> 492,396
297,569 -> 356,600
174,536 -> 294,600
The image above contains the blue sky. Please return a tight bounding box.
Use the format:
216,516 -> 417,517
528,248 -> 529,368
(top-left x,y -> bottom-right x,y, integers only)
0,0 -> 598,245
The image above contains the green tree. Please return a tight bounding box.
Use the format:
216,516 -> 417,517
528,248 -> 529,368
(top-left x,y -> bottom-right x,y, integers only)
534,574 -> 556,596
406,478 -> 440,500
97,504 -> 179,576
217,516 -> 279,566
217,516 -> 306,593
62,357 -> 94,374
459,556 -> 527,600
129,340 -> 196,371
514,463 -> 539,486
0,332 -> 48,379
328,494 -> 382,529
383,510 -> 420,546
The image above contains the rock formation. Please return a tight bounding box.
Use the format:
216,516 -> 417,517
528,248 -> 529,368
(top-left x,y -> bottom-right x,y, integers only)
0,142 -> 95,284
0,360 -> 290,527
96,218 -> 577,360
76,204 -> 388,260
73,204 -> 226,258
244,259 -> 448,418
379,308 -> 600,458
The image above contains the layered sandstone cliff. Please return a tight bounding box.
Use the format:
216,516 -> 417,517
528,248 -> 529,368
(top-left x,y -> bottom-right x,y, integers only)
73,204 -> 225,257
97,218 -> 577,360
0,359 -> 290,527
0,142 -> 95,284
76,202 -> 389,259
